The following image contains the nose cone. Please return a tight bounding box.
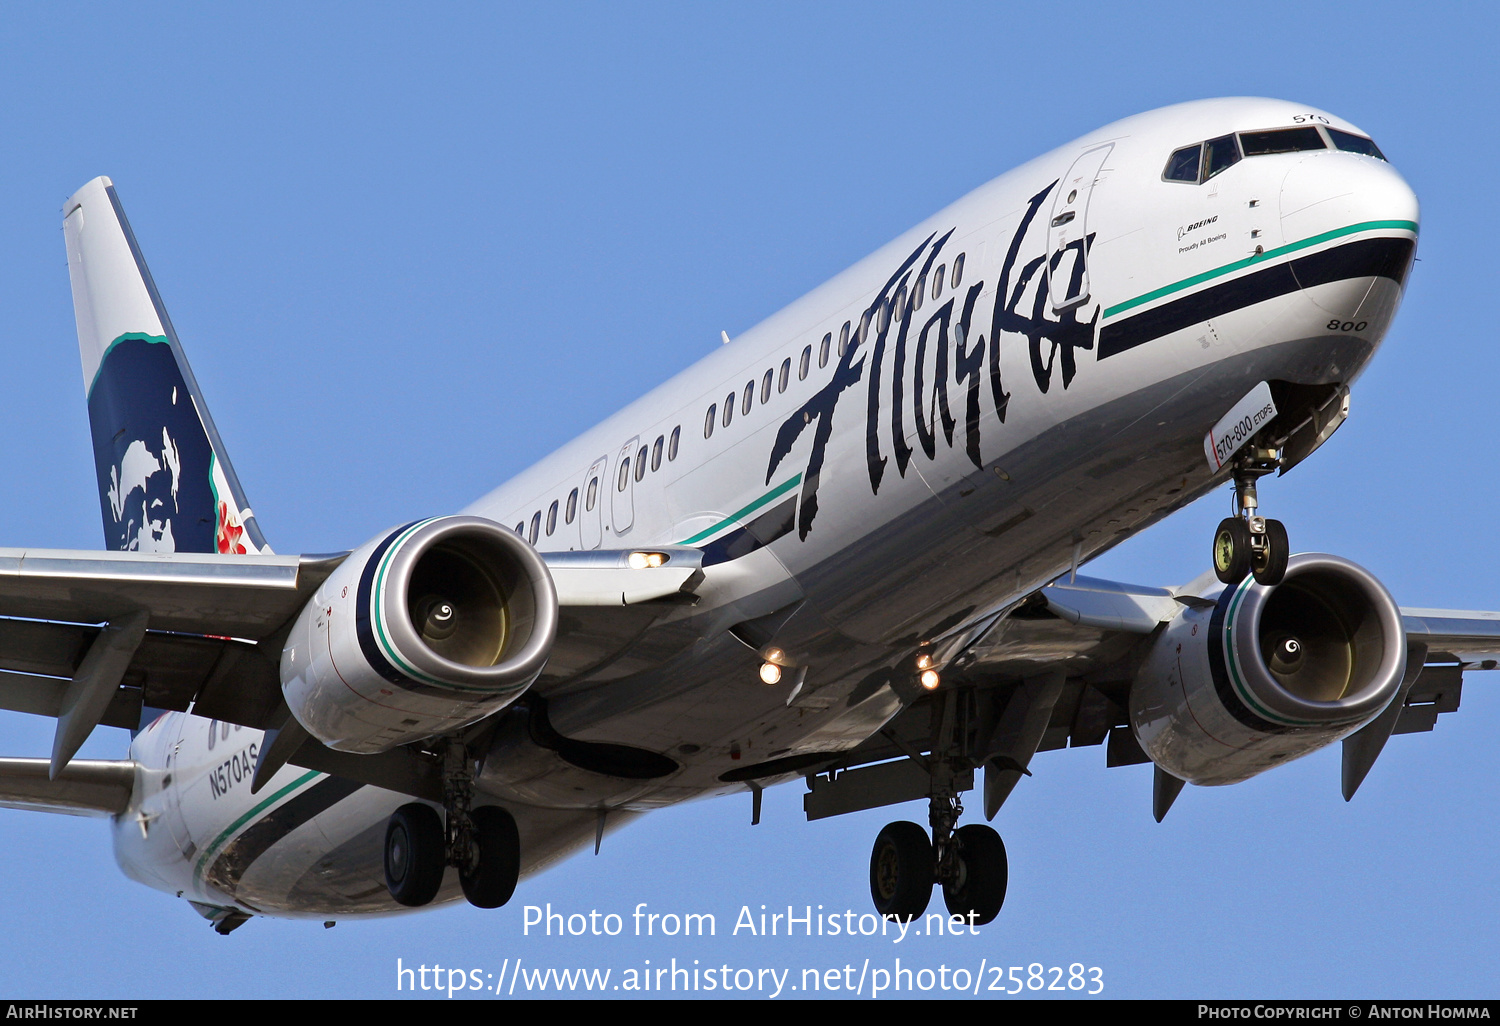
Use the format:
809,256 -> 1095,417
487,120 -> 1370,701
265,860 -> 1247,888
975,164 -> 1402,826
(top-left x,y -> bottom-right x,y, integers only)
1280,153 -> 1419,242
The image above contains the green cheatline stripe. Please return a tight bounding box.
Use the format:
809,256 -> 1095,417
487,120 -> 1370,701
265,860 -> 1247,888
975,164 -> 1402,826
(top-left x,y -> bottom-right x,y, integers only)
372,518 -> 449,689
193,769 -> 323,884
676,473 -> 802,546
1103,219 -> 1419,320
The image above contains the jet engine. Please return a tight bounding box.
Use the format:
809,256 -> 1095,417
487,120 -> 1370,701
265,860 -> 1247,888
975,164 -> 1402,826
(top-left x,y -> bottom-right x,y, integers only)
280,516 -> 557,754
1130,553 -> 1406,785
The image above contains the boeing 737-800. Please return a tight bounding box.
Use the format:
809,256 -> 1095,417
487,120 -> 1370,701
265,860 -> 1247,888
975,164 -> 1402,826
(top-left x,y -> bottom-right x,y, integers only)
0,96 -> 1489,935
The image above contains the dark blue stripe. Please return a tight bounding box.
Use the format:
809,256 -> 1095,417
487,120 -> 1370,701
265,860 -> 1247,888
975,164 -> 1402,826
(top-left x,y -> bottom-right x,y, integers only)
354,524 -> 419,687
1098,236 -> 1415,360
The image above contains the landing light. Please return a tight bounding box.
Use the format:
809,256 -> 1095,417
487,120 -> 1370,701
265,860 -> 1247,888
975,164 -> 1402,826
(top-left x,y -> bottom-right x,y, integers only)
760,662 -> 782,685
916,653 -> 933,670
919,669 -> 941,690
627,551 -> 668,569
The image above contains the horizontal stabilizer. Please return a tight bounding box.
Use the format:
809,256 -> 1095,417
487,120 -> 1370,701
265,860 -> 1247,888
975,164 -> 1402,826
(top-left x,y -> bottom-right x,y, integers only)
0,757 -> 134,817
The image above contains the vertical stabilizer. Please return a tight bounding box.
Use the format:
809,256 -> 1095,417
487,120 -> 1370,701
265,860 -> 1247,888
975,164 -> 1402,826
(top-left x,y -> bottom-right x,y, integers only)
63,177 -> 269,555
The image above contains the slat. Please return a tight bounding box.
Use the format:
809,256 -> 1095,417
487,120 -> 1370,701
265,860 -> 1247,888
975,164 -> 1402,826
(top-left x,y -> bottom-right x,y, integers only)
0,549 -> 344,638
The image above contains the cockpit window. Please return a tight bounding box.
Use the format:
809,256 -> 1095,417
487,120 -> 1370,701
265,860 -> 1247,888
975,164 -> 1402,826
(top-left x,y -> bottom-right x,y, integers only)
1166,122 -> 1388,187
1239,127 -> 1326,156
1327,128 -> 1386,161
1204,134 -> 1241,180
1163,144 -> 1202,183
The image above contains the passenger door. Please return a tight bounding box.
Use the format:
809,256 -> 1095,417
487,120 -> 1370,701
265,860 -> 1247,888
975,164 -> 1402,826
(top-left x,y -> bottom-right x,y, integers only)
1046,143 -> 1112,312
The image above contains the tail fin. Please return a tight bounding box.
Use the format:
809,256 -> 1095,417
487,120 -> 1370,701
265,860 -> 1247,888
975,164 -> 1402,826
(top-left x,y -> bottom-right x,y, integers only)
63,177 -> 269,555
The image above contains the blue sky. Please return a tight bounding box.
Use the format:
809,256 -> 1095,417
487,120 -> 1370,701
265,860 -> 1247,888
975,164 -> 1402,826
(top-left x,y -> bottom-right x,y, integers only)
0,1 -> 1495,999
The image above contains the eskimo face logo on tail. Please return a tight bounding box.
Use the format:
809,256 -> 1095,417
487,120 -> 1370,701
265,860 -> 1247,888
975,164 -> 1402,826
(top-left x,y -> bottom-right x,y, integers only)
89,334 -> 217,553
106,426 -> 183,552
766,179 -> 1102,540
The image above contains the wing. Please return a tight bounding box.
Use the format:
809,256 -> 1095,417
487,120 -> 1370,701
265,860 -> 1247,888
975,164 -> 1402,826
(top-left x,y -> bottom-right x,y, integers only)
775,571 -> 1500,825
0,545 -> 702,789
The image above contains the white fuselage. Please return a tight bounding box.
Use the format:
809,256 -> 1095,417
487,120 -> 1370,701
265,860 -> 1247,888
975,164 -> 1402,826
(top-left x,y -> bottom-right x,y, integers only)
112,97 -> 1420,918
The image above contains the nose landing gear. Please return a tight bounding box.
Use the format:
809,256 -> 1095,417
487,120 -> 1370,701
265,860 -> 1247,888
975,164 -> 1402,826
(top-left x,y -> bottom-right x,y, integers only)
1213,448 -> 1288,587
383,740 -> 521,909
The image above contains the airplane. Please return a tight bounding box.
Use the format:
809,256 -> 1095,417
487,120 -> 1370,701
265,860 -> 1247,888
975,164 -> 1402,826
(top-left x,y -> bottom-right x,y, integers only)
0,95 -> 1491,936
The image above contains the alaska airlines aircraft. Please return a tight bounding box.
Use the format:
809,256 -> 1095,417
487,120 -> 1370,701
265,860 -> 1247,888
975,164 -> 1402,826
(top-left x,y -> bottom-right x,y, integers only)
0,97 -> 1491,934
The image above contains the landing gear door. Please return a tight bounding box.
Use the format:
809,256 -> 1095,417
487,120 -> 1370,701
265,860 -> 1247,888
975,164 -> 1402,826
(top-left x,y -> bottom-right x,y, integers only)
581,456 -> 607,550
611,436 -> 639,537
1046,143 -> 1112,312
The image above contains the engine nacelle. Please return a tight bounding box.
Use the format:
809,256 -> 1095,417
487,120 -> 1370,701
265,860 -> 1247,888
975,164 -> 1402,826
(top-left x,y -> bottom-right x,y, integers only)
1131,553 -> 1406,786
281,516 -> 558,754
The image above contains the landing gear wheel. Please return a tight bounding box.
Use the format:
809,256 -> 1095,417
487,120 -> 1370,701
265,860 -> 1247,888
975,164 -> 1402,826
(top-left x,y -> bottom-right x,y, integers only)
460,806 -> 521,909
385,803 -> 445,907
942,824 -> 1008,926
1213,517 -> 1252,584
870,821 -> 933,921
1251,518 -> 1289,586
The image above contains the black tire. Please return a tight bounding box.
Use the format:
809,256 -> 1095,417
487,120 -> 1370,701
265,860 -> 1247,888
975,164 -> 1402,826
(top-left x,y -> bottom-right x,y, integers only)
385,803 -> 446,907
942,824 -> 1008,926
1252,518 -> 1289,586
1213,517 -> 1252,584
461,805 -> 521,909
870,821 -> 933,921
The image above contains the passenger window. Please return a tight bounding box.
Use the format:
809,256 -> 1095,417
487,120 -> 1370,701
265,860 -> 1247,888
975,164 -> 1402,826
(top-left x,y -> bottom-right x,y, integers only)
546,501 -> 558,537
1163,143 -> 1202,182
952,254 -> 965,289
819,332 -> 831,368
1239,127 -> 1325,156
778,358 -> 790,392
617,458 -> 630,492
669,425 -> 680,461
514,522 -> 524,536
912,276 -> 924,311
1204,134 -> 1241,179
586,476 -> 598,511
566,488 -> 578,524
839,321 -> 850,355
877,300 -> 890,335
742,383 -> 753,416
705,405 -> 716,438
529,512 -> 540,544
651,435 -> 663,471
723,395 -> 734,427
761,369 -> 773,404
933,265 -> 945,299
1327,128 -> 1386,160
635,445 -> 647,481
893,285 -> 906,321
799,345 -> 811,380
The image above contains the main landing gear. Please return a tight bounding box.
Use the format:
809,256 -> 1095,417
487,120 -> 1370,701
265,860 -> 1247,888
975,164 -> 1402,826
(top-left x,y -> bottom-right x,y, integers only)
869,781 -> 1008,925
1213,448 -> 1289,587
383,740 -> 521,909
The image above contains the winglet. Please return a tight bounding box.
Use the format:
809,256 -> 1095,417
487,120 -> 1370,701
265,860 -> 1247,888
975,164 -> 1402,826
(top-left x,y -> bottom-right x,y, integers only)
63,178 -> 269,556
